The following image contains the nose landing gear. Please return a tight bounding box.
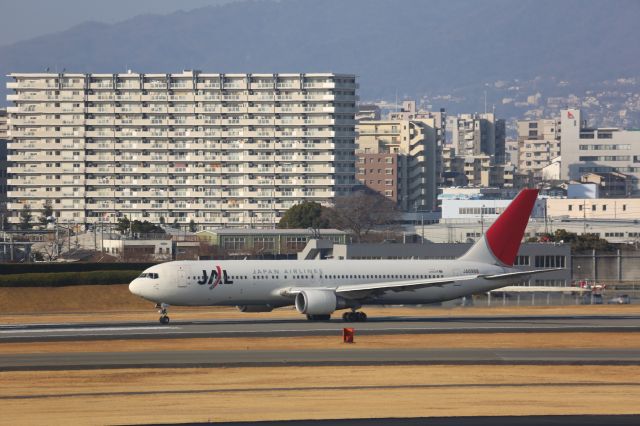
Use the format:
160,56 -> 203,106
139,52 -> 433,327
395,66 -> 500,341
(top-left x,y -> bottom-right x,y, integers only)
156,303 -> 170,324
342,310 -> 367,322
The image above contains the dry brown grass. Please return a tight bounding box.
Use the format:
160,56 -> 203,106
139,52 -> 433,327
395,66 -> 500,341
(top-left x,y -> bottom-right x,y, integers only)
2,365 -> 640,425
2,332 -> 640,355
2,284 -> 639,324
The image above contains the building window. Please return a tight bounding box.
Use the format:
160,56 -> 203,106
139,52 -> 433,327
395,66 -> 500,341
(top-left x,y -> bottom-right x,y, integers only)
285,236 -> 307,251
568,205 -> 573,211
602,205 -> 607,211
222,237 -> 246,251
514,255 -> 529,266
534,255 -> 565,268
592,205 -> 596,211
254,236 -> 275,252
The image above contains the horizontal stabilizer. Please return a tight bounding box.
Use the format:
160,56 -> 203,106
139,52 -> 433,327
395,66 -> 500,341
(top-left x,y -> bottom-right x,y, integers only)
481,268 -> 564,280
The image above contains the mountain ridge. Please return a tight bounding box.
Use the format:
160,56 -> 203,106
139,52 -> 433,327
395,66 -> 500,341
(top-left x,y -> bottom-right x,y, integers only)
1,0 -> 638,103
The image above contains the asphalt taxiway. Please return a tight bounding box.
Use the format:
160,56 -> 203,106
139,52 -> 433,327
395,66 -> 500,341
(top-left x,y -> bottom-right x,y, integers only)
2,347 -> 640,371
1,314 -> 639,343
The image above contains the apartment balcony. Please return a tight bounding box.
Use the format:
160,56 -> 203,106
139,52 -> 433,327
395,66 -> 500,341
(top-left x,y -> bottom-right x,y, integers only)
303,82 -> 336,89
221,82 -> 248,90
140,94 -> 169,102
9,81 -> 64,90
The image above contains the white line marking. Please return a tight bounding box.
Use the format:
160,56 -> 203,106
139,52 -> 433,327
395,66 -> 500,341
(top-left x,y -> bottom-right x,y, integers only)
0,326 -> 180,334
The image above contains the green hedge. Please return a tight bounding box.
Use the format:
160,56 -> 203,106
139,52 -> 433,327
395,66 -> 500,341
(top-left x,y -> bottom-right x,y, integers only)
0,262 -> 156,275
0,271 -> 142,287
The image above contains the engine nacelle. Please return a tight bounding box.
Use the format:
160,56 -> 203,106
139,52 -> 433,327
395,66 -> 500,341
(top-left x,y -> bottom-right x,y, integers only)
236,305 -> 274,313
295,290 -> 345,315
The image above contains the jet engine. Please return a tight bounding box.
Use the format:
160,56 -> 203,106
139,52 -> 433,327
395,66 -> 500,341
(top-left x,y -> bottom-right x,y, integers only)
295,290 -> 347,315
237,305 -> 274,313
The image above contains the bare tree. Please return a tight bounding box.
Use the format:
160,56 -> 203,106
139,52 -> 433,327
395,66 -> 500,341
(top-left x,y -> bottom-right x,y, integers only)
329,189 -> 400,242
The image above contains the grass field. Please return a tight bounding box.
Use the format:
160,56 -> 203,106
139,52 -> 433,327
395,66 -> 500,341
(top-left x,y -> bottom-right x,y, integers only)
2,283 -> 640,324
2,365 -> 640,425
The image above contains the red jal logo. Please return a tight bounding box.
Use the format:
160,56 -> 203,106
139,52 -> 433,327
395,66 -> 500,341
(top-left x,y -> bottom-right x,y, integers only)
197,266 -> 234,289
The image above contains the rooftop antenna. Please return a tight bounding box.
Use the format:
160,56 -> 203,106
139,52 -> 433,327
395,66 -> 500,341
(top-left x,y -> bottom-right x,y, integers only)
484,90 -> 487,114
395,89 -> 399,112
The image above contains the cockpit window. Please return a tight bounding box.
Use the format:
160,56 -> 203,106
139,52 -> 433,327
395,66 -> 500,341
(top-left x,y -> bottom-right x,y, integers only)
139,272 -> 159,279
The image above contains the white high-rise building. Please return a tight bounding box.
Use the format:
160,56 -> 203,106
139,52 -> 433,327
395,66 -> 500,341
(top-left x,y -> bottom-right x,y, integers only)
6,71 -> 357,229
560,108 -> 640,193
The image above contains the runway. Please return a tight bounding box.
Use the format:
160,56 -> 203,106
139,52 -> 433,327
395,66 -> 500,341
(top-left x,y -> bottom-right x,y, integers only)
2,347 -> 640,371
2,314 -> 640,343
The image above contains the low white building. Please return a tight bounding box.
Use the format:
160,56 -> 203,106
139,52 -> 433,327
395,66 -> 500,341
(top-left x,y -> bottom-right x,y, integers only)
441,198 -> 546,222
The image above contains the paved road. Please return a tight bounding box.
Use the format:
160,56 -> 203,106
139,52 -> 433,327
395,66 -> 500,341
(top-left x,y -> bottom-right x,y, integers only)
1,314 -> 640,343
2,348 -> 640,371
160,416 -> 640,426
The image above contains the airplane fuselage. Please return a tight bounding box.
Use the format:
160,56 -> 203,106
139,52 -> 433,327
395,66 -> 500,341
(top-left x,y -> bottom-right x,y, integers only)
129,259 -> 514,308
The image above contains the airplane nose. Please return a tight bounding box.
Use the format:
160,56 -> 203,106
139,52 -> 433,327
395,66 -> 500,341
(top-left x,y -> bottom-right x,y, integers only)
129,279 -> 140,296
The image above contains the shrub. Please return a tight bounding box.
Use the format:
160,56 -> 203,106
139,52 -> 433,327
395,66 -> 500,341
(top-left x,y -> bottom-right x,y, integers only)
0,271 -> 141,287
0,263 -> 156,275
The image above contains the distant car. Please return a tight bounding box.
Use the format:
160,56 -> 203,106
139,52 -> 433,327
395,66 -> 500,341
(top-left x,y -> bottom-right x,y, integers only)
608,295 -> 631,304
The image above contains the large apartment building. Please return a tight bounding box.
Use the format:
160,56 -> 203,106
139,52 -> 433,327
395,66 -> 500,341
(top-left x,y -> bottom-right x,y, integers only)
560,108 -> 640,193
0,109 -> 8,216
5,71 -> 357,229
517,118 -> 561,179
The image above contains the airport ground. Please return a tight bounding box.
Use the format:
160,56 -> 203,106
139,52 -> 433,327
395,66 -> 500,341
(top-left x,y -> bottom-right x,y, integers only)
1,284 -> 640,425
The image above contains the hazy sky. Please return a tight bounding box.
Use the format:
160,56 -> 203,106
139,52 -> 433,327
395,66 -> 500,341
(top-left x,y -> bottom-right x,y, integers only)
0,0 -> 240,46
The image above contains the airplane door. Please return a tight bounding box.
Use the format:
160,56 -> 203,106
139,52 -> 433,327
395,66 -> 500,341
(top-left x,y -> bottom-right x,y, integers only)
177,265 -> 187,288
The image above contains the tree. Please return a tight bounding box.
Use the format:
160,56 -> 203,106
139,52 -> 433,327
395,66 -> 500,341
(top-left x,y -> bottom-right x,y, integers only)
277,201 -> 331,230
531,228 -> 615,252
115,217 -> 131,235
189,219 -> 197,233
159,216 -> 166,225
171,219 -> 180,229
39,200 -> 54,225
328,189 -> 400,242
131,220 -> 164,234
19,205 -> 33,230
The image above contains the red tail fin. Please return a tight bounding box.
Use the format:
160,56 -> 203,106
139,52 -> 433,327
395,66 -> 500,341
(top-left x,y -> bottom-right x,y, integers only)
459,189 -> 539,266
485,189 -> 539,266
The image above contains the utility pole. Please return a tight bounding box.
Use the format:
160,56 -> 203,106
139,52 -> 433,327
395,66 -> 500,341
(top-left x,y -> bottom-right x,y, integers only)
583,199 -> 586,235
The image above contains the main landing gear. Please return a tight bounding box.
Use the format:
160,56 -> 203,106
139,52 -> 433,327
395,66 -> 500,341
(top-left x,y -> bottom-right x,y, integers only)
342,311 -> 367,322
156,303 -> 170,324
306,314 -> 331,321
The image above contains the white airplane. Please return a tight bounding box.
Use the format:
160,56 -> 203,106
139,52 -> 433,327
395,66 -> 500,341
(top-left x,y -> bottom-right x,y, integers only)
129,189 -> 559,323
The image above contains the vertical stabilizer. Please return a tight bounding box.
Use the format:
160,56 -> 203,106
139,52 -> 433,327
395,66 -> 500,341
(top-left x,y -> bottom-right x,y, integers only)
458,189 -> 539,266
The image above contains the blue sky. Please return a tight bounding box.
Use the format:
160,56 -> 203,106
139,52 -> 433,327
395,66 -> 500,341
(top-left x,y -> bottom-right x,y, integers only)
0,0 -> 241,46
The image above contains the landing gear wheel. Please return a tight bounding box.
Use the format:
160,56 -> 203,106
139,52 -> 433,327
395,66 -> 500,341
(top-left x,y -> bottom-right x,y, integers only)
343,311 -> 367,322
157,303 -> 170,325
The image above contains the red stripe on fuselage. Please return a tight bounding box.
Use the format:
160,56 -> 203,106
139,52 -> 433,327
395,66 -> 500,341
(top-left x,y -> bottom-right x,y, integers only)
212,265 -> 222,288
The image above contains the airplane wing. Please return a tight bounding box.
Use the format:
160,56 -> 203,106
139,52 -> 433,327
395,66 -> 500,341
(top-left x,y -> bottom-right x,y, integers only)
279,268 -> 564,299
279,275 -> 480,299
